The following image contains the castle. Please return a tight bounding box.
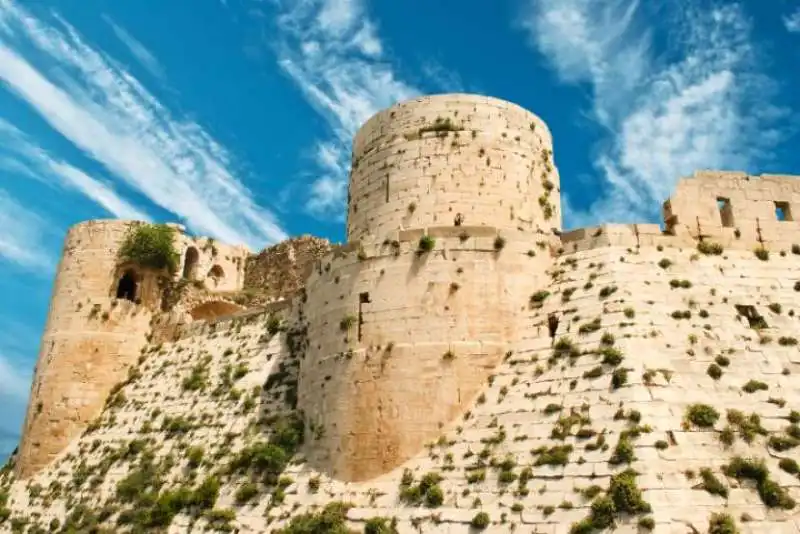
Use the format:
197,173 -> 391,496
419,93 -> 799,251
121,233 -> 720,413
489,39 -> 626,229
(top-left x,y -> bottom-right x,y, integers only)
2,94 -> 799,533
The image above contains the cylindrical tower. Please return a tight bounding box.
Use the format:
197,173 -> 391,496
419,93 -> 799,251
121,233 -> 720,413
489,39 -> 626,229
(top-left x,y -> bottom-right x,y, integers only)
347,93 -> 561,244
298,94 -> 561,482
15,220 -> 158,478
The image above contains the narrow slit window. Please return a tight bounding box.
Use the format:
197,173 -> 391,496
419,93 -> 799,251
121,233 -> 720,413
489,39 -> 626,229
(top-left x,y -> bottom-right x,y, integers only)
717,197 -> 734,228
775,201 -> 793,222
358,292 -> 371,341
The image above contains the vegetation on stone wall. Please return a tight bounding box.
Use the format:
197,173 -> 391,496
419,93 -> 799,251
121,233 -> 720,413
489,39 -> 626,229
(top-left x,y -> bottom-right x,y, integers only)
118,223 -> 180,273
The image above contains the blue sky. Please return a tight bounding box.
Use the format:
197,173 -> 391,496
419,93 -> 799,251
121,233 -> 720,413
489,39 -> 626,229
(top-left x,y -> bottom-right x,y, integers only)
0,0 -> 799,455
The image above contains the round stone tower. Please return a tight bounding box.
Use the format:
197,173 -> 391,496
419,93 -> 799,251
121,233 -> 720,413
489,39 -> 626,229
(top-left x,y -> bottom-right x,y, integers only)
299,94 -> 561,482
347,93 -> 561,244
15,220 -> 162,478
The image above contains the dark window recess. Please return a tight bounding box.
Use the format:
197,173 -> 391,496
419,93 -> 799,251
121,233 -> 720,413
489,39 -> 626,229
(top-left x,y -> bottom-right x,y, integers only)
358,292 -> 371,341
385,177 -> 390,202
547,314 -> 559,340
183,247 -> 199,279
735,305 -> 768,329
775,201 -> 793,222
716,197 -> 734,228
116,270 -> 138,301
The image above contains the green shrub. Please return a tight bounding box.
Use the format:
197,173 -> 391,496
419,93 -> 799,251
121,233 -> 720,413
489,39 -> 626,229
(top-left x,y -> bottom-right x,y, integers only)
741,380 -> 768,393
611,368 -> 628,389
699,468 -> 728,498
723,457 -> 795,509
364,517 -> 398,534
638,516 -> 655,531
418,235 -> 435,253
754,247 -> 769,261
399,471 -> 444,508
274,502 -> 352,534
608,436 -> 635,465
707,364 -> 723,380
234,482 -> 260,504
708,513 -> 738,534
778,458 -> 799,475
685,404 -> 719,428
697,241 -> 723,255
532,444 -> 573,466
118,223 -> 179,273
599,347 -> 623,366
569,469 -> 650,533
470,512 -> 490,530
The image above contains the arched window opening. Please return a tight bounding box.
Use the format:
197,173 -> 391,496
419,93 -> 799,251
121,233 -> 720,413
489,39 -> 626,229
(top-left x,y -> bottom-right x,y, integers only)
206,265 -> 225,289
116,270 -> 138,302
208,265 -> 224,280
182,247 -> 199,280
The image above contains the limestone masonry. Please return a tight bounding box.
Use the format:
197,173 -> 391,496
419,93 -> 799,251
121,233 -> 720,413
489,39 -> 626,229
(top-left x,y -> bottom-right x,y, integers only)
1,93 -> 799,534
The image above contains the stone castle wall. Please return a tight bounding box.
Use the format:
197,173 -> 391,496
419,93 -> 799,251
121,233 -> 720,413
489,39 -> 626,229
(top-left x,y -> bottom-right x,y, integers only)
5,93 -> 800,534
4,239 -> 799,534
242,235 -> 331,302
347,94 -> 561,245
665,170 -> 800,252
299,227 -> 557,482
15,220 -> 157,478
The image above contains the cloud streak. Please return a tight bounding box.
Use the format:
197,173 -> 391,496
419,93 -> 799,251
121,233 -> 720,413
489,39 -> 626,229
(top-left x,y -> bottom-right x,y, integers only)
0,119 -> 151,220
103,15 -> 165,79
272,0 -> 418,218
0,3 -> 286,249
0,189 -> 52,269
520,0 -> 785,227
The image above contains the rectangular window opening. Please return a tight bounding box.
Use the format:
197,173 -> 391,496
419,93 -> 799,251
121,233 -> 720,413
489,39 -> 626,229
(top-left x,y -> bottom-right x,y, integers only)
775,201 -> 793,222
717,197 -> 734,228
358,292 -> 371,341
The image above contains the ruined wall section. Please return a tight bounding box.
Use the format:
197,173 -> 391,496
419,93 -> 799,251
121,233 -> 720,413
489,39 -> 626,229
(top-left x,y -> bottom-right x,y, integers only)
347,94 -> 561,244
664,171 -> 800,252
173,228 -> 249,293
15,221 -> 156,479
298,226 -> 557,482
242,235 -> 331,303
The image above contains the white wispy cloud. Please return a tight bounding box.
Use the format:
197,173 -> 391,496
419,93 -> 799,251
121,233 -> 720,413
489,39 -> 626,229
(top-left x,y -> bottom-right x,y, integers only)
520,0 -> 785,227
0,351 -> 30,401
0,119 -> 151,220
102,15 -> 165,79
0,2 -> 286,249
784,7 -> 800,33
0,189 -> 52,269
272,0 -> 419,218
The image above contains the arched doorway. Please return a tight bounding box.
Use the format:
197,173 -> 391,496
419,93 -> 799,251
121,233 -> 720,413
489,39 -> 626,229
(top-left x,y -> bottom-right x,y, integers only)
182,247 -> 199,280
116,270 -> 138,301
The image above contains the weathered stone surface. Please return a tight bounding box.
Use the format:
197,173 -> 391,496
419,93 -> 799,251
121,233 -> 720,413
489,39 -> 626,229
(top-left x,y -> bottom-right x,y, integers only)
2,94 -> 800,534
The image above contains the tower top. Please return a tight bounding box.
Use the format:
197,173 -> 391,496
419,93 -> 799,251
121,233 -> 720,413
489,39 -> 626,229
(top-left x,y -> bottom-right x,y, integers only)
346,93 -> 561,244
